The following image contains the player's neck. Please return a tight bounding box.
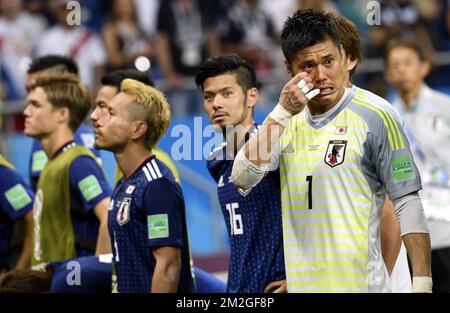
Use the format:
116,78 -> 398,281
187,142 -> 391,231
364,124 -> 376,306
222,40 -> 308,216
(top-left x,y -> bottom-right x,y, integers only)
115,143 -> 152,180
40,128 -> 74,159
224,122 -> 254,156
399,82 -> 423,109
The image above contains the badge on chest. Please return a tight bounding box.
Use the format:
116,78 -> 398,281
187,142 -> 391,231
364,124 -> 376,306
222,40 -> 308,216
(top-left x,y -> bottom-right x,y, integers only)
117,197 -> 131,226
324,140 -> 347,168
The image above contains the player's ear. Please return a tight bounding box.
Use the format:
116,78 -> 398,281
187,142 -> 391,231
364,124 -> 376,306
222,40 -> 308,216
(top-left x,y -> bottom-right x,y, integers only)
246,87 -> 258,110
347,57 -> 358,72
284,59 -> 294,77
58,107 -> 71,125
131,120 -> 148,142
420,60 -> 431,78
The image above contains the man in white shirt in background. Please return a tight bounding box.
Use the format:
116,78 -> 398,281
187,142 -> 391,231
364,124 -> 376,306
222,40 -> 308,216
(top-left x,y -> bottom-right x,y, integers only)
386,38 -> 450,293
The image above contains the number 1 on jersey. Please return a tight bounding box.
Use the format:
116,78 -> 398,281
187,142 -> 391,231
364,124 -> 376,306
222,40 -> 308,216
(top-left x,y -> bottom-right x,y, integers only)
306,175 -> 313,210
225,203 -> 243,235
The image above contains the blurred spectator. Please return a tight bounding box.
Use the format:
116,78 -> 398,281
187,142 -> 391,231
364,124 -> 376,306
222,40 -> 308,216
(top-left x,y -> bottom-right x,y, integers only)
133,0 -> 160,38
102,0 -> 153,71
385,38 -> 450,293
155,0 -> 220,116
217,0 -> 278,76
295,0 -> 339,11
365,0 -> 435,59
0,0 -> 46,100
37,0 -> 106,93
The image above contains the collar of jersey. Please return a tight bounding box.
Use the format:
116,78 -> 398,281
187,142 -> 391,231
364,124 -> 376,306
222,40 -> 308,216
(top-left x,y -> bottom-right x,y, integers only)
305,88 -> 353,129
51,140 -> 77,160
126,154 -> 156,181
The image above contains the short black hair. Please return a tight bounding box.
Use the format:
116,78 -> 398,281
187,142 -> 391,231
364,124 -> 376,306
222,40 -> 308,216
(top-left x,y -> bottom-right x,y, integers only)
195,53 -> 257,92
281,9 -> 341,64
101,69 -> 154,88
27,55 -> 79,75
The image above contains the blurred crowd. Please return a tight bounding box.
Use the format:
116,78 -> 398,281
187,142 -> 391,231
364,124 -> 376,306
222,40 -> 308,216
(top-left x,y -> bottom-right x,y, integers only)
1,0 -> 450,117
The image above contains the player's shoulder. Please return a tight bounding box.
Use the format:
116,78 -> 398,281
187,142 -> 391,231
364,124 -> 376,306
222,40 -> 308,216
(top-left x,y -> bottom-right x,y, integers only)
348,86 -> 401,129
139,156 -> 177,186
0,166 -> 24,189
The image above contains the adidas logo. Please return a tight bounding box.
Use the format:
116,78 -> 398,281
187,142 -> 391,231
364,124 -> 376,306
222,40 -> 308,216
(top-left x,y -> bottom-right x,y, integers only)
282,142 -> 295,153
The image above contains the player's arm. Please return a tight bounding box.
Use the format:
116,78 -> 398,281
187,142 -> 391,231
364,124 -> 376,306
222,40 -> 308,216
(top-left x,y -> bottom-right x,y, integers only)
93,198 -> 112,255
144,178 -> 186,293
0,166 -> 35,270
70,156 -> 113,255
231,72 -> 319,190
151,246 -> 181,293
14,211 -> 33,270
380,196 -> 402,275
392,193 -> 432,292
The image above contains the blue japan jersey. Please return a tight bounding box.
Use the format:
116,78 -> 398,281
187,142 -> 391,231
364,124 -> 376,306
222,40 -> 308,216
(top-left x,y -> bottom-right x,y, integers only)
29,123 -> 101,191
0,165 -> 34,270
207,126 -> 286,292
108,156 -> 194,293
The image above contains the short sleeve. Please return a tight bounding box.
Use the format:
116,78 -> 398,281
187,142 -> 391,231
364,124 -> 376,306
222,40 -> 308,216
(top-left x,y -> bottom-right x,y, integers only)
142,179 -> 184,249
0,166 -> 34,220
367,116 -> 422,200
69,156 -> 112,213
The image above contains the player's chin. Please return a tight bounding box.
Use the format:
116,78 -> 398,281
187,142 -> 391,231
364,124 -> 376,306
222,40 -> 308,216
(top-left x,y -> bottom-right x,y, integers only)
23,126 -> 38,137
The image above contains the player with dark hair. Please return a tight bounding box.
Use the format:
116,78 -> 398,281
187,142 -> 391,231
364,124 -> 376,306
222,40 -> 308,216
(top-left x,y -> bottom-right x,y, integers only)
195,53 -> 286,293
232,9 -> 431,293
329,13 -> 412,292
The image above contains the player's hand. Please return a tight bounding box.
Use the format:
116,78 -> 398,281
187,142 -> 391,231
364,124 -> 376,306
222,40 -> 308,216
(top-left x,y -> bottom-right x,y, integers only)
264,279 -> 287,293
278,72 -> 320,116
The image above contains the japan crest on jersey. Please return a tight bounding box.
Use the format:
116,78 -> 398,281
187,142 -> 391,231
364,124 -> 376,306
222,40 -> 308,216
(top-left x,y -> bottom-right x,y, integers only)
324,140 -> 347,168
117,197 -> 131,226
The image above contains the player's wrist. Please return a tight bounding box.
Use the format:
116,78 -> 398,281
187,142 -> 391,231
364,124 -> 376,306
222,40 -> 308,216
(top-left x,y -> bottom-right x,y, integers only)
412,276 -> 432,293
269,103 -> 292,128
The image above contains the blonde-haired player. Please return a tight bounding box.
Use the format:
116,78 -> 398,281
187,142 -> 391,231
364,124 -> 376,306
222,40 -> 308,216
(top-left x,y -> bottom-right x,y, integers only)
91,79 -> 194,292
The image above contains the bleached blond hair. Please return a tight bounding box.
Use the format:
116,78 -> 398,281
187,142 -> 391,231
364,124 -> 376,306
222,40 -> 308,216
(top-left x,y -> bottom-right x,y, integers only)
120,79 -> 171,149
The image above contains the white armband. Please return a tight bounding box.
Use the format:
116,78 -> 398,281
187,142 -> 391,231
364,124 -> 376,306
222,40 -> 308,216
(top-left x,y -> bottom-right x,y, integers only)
230,149 -> 268,190
412,276 -> 433,293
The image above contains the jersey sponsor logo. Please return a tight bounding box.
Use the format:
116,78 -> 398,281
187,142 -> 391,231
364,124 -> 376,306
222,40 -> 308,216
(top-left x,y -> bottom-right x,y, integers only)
335,126 -> 347,135
5,184 -> 32,211
116,197 -> 131,226
125,185 -> 136,194
238,187 -> 253,197
391,155 -> 416,183
324,140 -> 347,168
147,214 -> 169,239
78,175 -> 103,202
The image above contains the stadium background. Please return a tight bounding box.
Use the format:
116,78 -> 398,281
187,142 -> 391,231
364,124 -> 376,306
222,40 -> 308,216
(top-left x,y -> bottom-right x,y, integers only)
1,0 -> 450,279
